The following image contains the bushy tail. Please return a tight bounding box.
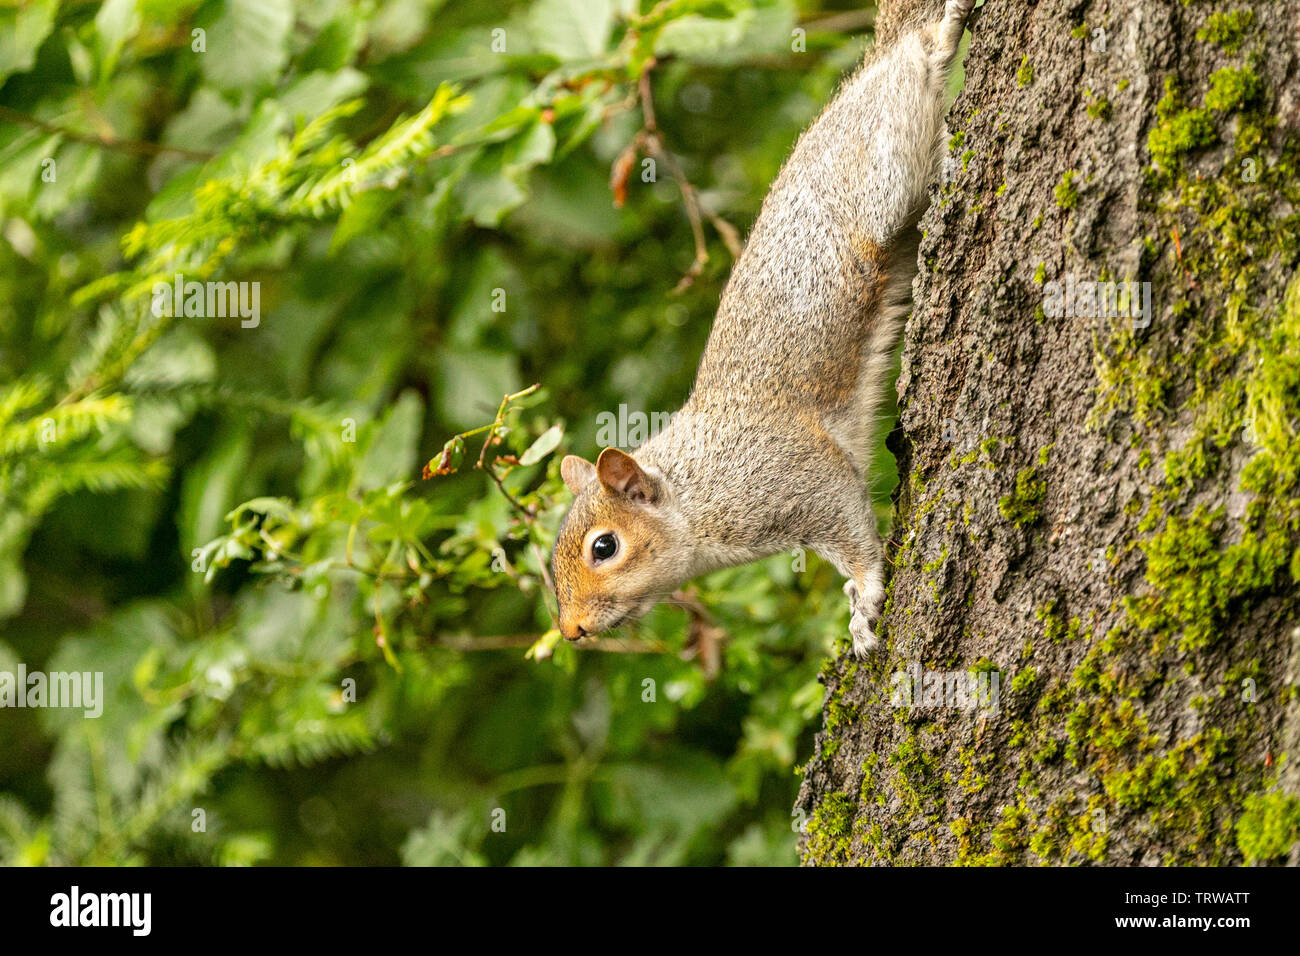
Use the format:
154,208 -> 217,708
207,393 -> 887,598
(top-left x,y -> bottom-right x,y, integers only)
874,0 -> 959,49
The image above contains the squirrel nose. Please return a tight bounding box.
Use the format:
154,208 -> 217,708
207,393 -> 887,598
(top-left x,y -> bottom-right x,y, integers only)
560,618 -> 587,641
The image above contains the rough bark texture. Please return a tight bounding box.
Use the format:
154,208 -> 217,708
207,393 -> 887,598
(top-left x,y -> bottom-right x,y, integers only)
797,0 -> 1300,865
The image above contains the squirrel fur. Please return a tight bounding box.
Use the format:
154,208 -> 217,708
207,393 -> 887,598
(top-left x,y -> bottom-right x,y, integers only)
552,0 -> 976,657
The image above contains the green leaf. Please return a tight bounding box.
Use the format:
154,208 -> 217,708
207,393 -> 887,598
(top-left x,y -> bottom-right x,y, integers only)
201,0 -> 293,91
505,120 -> 556,172
278,68 -> 370,124
358,390 -> 425,488
528,0 -> 616,60
654,11 -> 753,63
519,425 -> 563,466
94,0 -> 140,78
426,435 -> 466,478
526,628 -> 564,661
436,350 -> 519,429
0,552 -> 27,620
460,170 -> 529,227
227,497 -> 299,525
653,5 -> 794,66
0,0 -> 56,86
179,425 -> 253,561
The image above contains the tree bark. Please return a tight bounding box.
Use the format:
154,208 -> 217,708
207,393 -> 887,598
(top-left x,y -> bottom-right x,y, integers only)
797,0 -> 1300,865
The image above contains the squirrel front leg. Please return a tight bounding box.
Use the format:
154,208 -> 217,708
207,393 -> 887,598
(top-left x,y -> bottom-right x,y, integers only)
738,423 -> 883,656
813,491 -> 888,657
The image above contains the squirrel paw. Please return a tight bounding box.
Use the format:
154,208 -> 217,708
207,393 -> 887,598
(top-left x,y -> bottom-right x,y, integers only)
844,577 -> 885,658
848,611 -> 879,658
943,0 -> 978,27
934,0 -> 976,67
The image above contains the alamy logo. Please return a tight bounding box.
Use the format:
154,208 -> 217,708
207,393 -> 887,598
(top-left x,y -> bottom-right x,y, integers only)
890,663 -> 1000,715
151,272 -> 260,328
0,665 -> 103,718
1042,274 -> 1152,328
595,403 -> 671,449
50,886 -> 151,936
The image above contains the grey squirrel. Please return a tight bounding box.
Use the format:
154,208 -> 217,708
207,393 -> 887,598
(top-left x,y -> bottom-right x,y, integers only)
551,0 -> 976,657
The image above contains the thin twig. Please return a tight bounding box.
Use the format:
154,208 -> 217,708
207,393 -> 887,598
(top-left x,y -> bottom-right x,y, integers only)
0,104 -> 215,161
432,633 -> 669,653
800,9 -> 875,34
621,63 -> 744,293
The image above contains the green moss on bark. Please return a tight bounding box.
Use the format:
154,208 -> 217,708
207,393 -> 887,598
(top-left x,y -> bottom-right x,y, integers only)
1236,791 -> 1300,863
998,467 -> 1046,526
802,791 -> 855,866
1196,9 -> 1254,53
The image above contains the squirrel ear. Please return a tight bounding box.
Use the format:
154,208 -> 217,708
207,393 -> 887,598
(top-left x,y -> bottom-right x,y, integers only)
596,448 -> 658,503
560,455 -> 597,495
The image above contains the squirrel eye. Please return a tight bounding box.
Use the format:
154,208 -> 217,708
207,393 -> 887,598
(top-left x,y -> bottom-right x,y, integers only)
591,533 -> 618,562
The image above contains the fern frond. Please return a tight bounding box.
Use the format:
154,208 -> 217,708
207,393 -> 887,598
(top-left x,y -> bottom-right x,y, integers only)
0,395 -> 132,458
0,378 -> 50,430
106,738 -> 233,857
33,457 -> 169,497
246,715 -> 377,769
0,795 -> 37,865
294,85 -> 470,215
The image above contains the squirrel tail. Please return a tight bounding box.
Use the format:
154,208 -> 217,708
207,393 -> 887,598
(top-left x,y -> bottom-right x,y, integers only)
874,0 -> 957,48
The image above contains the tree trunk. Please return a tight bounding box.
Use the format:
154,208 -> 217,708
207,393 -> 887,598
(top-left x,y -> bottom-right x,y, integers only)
797,0 -> 1300,865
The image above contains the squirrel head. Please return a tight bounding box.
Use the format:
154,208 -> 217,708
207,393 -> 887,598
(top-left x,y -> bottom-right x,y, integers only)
550,448 -> 688,640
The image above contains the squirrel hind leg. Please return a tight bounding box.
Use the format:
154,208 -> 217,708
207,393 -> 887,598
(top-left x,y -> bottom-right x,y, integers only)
814,480 -> 888,657
930,0 -> 976,71
844,573 -> 886,657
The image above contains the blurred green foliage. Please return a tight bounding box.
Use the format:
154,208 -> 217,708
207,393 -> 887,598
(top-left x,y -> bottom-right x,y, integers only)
0,0 -> 886,865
